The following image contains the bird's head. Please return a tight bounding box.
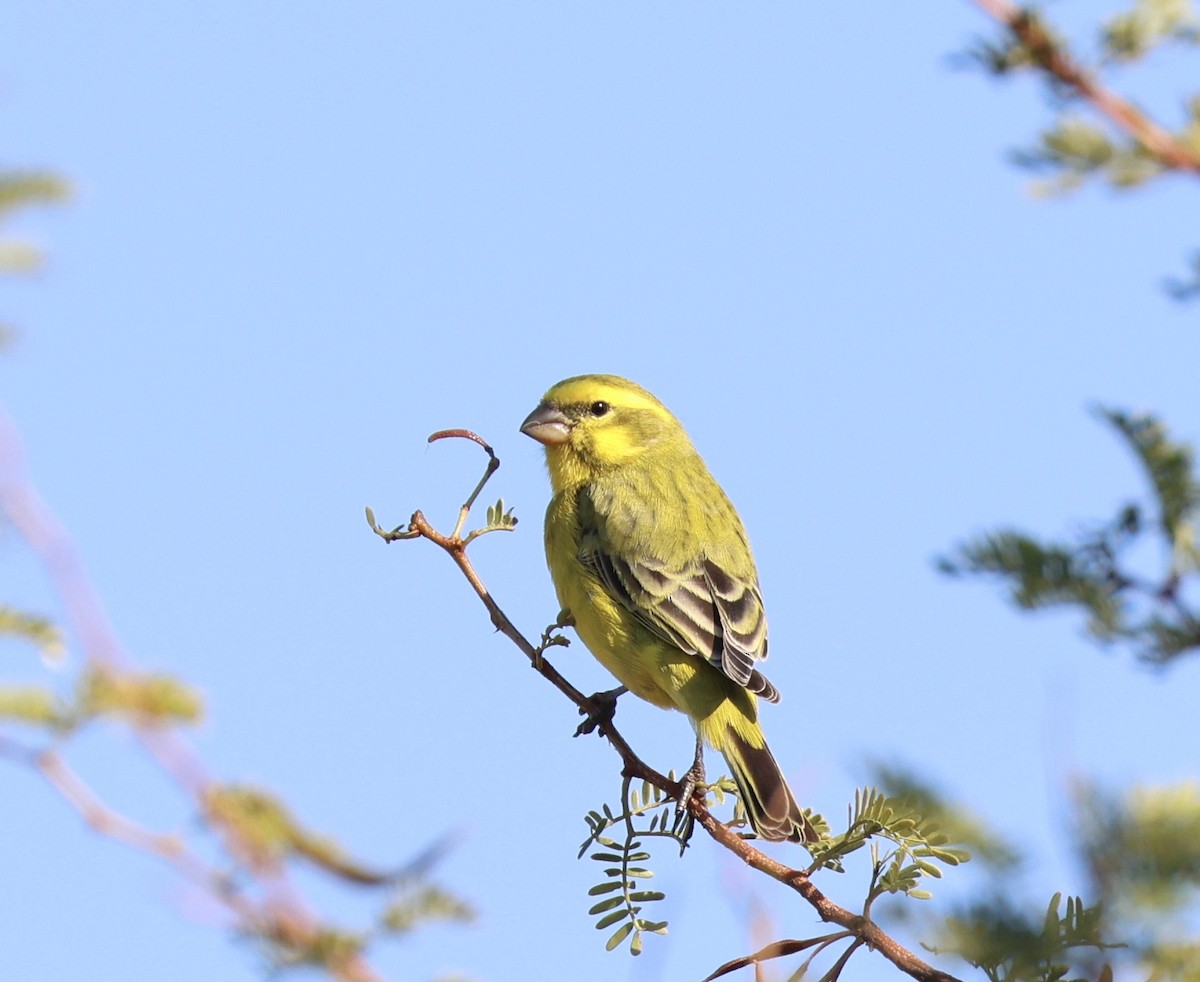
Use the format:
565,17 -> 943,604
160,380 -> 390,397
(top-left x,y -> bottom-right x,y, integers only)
521,374 -> 683,490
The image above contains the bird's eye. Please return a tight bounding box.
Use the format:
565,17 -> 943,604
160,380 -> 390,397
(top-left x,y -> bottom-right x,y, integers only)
589,401 -> 610,417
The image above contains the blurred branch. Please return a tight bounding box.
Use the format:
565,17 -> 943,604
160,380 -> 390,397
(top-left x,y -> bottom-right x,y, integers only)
970,0 -> 1200,175
0,734 -> 187,860
0,731 -> 392,981
370,430 -> 963,982
0,403 -> 394,982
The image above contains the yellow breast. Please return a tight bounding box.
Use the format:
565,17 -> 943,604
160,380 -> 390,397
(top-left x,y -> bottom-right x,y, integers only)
544,494 -> 682,709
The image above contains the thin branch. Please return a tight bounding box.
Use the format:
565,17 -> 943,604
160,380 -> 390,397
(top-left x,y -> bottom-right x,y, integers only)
428,429 -> 500,539
970,0 -> 1200,175
379,431 -> 962,982
41,746 -> 189,856
405,508 -> 677,793
0,733 -> 229,894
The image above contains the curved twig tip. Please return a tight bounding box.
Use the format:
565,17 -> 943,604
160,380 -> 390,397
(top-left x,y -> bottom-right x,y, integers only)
428,429 -> 495,457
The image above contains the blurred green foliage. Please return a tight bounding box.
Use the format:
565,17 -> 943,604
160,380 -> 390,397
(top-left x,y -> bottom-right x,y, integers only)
0,168 -> 69,345
940,407 -> 1200,666
966,0 -> 1200,290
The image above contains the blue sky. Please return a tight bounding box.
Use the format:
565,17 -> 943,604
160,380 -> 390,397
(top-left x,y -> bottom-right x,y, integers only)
2,3 -> 1198,981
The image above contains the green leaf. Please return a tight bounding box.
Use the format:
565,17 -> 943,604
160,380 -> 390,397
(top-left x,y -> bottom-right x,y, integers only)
1044,892 -> 1062,933
595,908 -> 630,930
580,785 -> 671,958
604,922 -> 633,952
588,897 -> 625,916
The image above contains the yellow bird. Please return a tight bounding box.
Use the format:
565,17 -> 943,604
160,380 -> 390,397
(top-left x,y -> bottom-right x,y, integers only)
521,374 -> 815,843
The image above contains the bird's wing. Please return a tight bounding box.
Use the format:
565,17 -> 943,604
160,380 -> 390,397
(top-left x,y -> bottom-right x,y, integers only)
581,530 -> 780,704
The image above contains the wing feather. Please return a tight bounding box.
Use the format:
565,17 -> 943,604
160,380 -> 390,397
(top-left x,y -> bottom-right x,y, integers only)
579,489 -> 780,703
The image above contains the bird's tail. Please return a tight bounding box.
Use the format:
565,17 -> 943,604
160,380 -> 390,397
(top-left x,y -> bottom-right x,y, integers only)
716,725 -> 816,844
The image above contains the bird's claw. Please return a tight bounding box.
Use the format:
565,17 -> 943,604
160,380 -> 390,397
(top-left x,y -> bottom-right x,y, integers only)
672,734 -> 707,844
574,685 -> 627,737
671,807 -> 696,848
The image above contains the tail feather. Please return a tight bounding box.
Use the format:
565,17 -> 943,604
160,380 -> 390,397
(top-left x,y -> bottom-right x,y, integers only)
721,728 -> 816,844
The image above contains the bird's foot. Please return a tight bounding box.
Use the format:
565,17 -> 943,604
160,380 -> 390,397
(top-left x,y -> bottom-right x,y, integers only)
672,734 -> 706,844
574,685 -> 627,737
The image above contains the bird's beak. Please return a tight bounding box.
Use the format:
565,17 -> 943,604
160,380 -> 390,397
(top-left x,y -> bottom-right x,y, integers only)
520,404 -> 571,446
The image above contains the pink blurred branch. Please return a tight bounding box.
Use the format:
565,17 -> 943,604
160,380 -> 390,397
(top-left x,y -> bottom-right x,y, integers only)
0,403 -> 387,982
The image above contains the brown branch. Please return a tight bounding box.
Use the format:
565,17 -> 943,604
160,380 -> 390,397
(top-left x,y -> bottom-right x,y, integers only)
382,430 -> 962,982
696,812 -> 959,982
405,508 -> 676,793
971,0 -> 1200,174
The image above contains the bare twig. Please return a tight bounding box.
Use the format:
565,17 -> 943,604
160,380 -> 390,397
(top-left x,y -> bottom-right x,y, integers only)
428,429 -> 501,539
377,430 -> 962,982
971,0 -> 1200,175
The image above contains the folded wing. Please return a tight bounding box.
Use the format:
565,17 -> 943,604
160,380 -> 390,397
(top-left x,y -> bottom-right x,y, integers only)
583,544 -> 780,704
